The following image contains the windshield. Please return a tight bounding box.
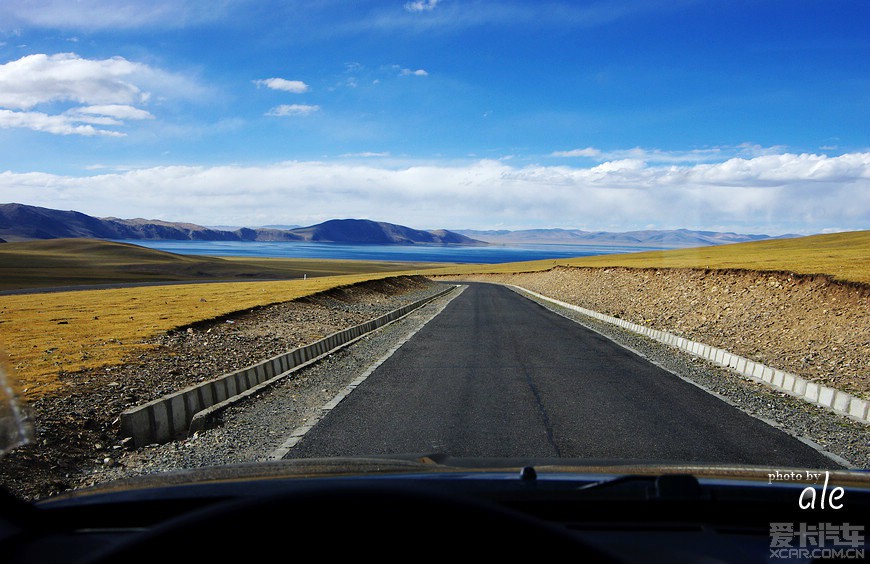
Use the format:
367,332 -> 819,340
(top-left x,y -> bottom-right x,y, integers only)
0,0 -> 868,515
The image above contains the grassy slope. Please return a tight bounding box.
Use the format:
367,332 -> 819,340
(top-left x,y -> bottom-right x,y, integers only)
0,273 -> 431,399
0,238 -> 449,290
429,231 -> 870,285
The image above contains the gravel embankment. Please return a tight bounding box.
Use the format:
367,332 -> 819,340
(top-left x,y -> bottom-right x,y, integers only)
80,286 -> 464,489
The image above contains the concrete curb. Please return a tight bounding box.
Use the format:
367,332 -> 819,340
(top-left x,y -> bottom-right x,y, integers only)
119,285 -> 458,447
507,285 -> 870,425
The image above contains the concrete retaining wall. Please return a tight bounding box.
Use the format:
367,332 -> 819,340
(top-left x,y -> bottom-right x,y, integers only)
120,285 -> 457,447
510,285 -> 870,425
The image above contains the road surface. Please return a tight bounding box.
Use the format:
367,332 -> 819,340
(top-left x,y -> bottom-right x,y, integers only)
286,283 -> 835,467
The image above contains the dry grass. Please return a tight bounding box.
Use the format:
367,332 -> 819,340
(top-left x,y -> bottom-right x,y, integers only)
0,238 -> 448,400
0,272 -> 417,400
3,230 -> 866,401
428,231 -> 870,285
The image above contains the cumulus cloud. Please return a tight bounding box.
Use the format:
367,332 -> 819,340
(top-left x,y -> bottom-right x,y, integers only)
0,53 -> 149,110
254,78 -> 310,93
266,104 -> 320,116
2,152 -> 868,233
0,53 -> 198,136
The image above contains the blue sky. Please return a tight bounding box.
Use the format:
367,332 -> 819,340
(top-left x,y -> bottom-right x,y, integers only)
0,0 -> 868,234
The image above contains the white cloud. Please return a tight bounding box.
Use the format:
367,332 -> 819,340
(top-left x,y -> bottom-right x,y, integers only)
0,53 -> 201,136
254,78 -> 310,93
2,152 -> 868,233
405,0 -> 440,12
399,68 -> 429,77
0,53 -> 149,110
0,108 -> 124,136
266,104 -> 320,116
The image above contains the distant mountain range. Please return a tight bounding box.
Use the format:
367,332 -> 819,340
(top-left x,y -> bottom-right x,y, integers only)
0,203 -> 484,246
0,203 -> 793,249
455,228 -> 794,248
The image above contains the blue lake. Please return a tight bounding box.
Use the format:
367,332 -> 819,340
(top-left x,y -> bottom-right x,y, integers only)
116,240 -> 664,264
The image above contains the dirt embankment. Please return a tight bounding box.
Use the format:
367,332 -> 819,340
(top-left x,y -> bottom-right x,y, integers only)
439,267 -> 870,399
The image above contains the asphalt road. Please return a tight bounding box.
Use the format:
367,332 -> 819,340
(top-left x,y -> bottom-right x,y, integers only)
287,283 -> 835,467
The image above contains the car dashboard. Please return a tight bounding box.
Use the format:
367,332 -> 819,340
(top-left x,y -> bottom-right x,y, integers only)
2,460 -> 868,563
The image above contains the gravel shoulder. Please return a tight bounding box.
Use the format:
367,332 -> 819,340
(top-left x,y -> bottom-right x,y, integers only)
439,267 -> 870,467
438,267 -> 870,399
0,275 -> 448,500
509,286 -> 869,469
80,285 -> 465,489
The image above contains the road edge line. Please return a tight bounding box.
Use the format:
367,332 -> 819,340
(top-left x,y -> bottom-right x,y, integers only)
268,285 -> 468,460
505,284 -> 858,469
506,284 -> 869,426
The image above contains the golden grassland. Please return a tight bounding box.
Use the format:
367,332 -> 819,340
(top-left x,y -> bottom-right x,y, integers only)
0,272 -> 428,400
429,230 -> 870,285
1,231 -> 866,401
0,238 -> 449,290
0,239 -> 447,399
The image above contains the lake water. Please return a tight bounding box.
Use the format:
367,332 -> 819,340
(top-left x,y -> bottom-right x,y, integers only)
117,240 -> 664,264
